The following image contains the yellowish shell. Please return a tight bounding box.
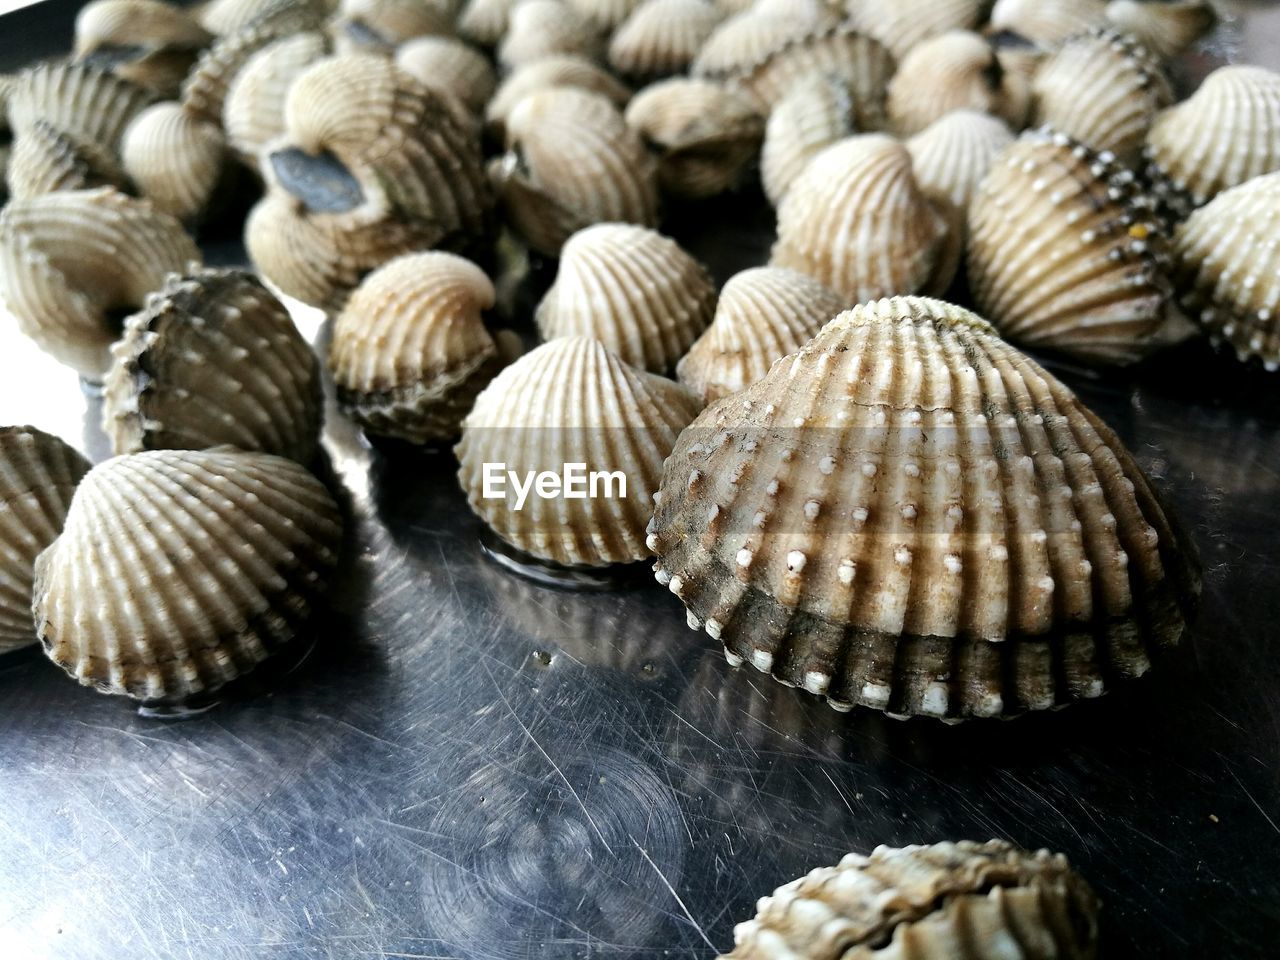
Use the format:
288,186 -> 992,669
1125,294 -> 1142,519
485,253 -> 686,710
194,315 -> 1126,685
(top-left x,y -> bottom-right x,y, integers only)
676,266 -> 845,404
691,0 -> 834,78
457,0 -> 520,46
0,187 -> 200,380
329,252 -> 503,443
222,31 -> 329,161
73,0 -> 212,97
565,0 -> 639,33
846,0 -> 987,61
721,841 -> 1099,959
649,296 -> 1200,719
761,74 -> 854,207
536,223 -> 716,372
121,102 -> 228,223
497,0 -> 600,71
0,427 -> 91,654
485,54 -> 631,139
1105,0 -> 1218,60
969,128 -> 1178,365
7,60 -> 154,158
102,267 -> 322,462
395,36 -> 496,115
988,0 -> 1108,47
6,119 -> 128,199
771,134 -> 950,304
34,448 -> 343,701
607,0 -> 723,80
456,336 -> 701,567
331,0 -> 453,54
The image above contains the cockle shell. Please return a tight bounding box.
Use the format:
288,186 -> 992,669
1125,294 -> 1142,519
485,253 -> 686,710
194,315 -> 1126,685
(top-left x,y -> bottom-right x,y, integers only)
331,0 -> 453,55
565,0 -> 639,33
456,336 -> 701,567
846,0 -> 987,61
33,448 -> 343,701
988,0 -> 1108,48
536,223 -> 715,372
489,87 -> 660,257
760,74 -> 855,207
74,0 -> 213,98
497,0 -> 600,71
1105,0 -> 1218,60
6,119 -> 128,199
197,0 -> 295,35
457,0 -> 519,46
121,102 -> 228,223
771,134 -> 951,304
691,0 -> 834,79
102,267 -> 322,461
968,127 -> 1178,365
721,841 -> 1099,958
0,427 -> 91,654
7,60 -> 154,158
222,31 -> 329,161
395,36 -> 496,116
886,30 -> 1030,137
624,78 -> 762,198
0,187 -> 201,380
607,0 -> 722,81
485,55 -> 631,139
329,251 -> 503,443
1173,171 -> 1280,370
1031,29 -> 1172,169
676,266 -> 845,404
649,296 -> 1200,719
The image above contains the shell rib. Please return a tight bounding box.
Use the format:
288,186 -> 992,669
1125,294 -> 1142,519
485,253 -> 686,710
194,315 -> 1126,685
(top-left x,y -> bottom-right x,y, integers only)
6,119 -> 127,199
968,127 -> 1177,366
846,0 -> 987,61
988,0 -> 1108,48
456,336 -> 701,567
485,55 -> 631,140
676,266 -> 845,404
223,32 -> 330,161
34,449 -> 344,701
73,0 -> 212,97
395,37 -> 496,116
0,427 -> 91,653
1105,0 -> 1218,60
121,102 -> 228,222
607,0 -> 723,81
0,187 -> 201,380
649,296 -> 1200,720
565,0 -> 640,33
761,74 -> 855,208
329,252 -> 503,443
7,60 -> 154,157
330,0 -> 453,54
102,268 -> 323,462
721,841 -> 1099,959
691,0 -> 835,79
497,0 -> 600,71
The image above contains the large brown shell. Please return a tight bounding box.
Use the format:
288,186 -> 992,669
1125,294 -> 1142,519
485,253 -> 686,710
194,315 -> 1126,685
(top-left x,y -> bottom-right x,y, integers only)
102,267 -> 323,462
222,31 -> 329,162
846,0 -> 987,61
395,36 -> 496,116
73,0 -> 212,98
721,841 -> 1099,959
760,74 -> 855,207
121,102 -> 228,223
330,0 -> 453,54
33,448 -> 343,701
0,427 -> 91,654
485,54 -> 631,140
1105,0 -> 1218,60
649,296 -> 1200,720
497,0 -> 600,71
607,0 -> 722,81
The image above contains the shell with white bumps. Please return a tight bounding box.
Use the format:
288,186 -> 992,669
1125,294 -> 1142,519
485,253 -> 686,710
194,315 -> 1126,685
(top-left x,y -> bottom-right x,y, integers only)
649,297 -> 1200,719
607,0 -> 722,81
1105,0 -> 1218,60
760,74 -> 855,207
33,449 -> 343,701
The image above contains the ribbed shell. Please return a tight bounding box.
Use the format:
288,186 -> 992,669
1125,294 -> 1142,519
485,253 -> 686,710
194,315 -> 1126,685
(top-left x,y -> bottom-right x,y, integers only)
490,87 -> 660,257
1173,171 -> 1280,370
565,0 -> 639,33
102,268 -> 322,462
649,296 -> 1200,719
1105,0 -> 1218,60
771,134 -> 949,304
197,0 -> 293,35
33,449 -> 343,701
121,102 -> 227,222
691,0 -> 834,78
457,0 -> 519,46
1032,29 -> 1172,168
988,0 -> 1108,47
456,336 -> 702,567
1144,65 -> 1280,217
497,0 -> 600,71
0,427 -> 91,654
329,252 -> 502,443
0,187 -> 201,380
73,0 -> 212,97
676,266 -> 845,404
395,37 -> 496,115
223,32 -> 329,161
485,55 -> 631,139
7,60 -> 154,157
846,0 -> 987,61
886,30 -> 1030,137
761,74 -> 855,207
721,841 -> 1099,959
624,78 -> 763,198
330,0 -> 453,54
6,119 -> 127,199
607,0 -> 722,81
969,128 -> 1176,365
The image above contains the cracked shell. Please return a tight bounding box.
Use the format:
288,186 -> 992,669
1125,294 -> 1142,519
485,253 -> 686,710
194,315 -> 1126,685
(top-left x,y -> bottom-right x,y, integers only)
457,336 -> 701,567
485,55 -> 631,140
649,296 -> 1200,720
846,0 -> 987,61
121,102 -> 228,223
33,448 -> 343,701
1105,0 -> 1218,60
73,0 -> 212,98
497,0 -> 600,71
222,31 -> 329,162
760,74 -> 855,207
607,0 -> 722,81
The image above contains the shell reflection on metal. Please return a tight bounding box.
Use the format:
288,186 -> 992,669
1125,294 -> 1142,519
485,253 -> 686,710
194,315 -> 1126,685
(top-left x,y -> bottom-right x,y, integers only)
73,0 -> 212,97
33,448 -> 344,702
121,102 -> 228,223
649,297 -> 1200,720
607,0 -> 723,81
457,336 -> 701,568
760,74 -> 855,207
0,427 -> 91,654
720,840 -> 1099,959
102,267 -> 323,462
329,251 -> 503,443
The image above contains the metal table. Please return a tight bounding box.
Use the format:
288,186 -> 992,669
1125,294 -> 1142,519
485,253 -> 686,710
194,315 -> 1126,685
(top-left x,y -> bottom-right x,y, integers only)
1,3 -> 1279,957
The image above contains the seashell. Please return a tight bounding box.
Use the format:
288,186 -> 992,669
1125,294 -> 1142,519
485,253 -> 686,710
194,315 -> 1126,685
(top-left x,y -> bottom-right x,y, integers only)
988,0 -> 1109,49
623,78 -> 762,198
721,840 -> 1099,958
0,427 -> 91,655
649,296 -> 1200,719
222,31 -> 329,162
1105,0 -> 1218,60
1173,171 -> 1280,371
330,0 -> 454,54
846,0 -> 987,61
885,30 -> 1030,136
760,74 -> 855,208
1031,28 -> 1172,168
968,127 -> 1179,365
1144,65 -> 1280,219
489,87 -> 660,257
985,23 -> 1045,89
456,336 -> 701,567
0,187 -> 201,380
771,134 -> 950,304
121,102 -> 228,223
33,448 -> 343,701
6,119 -> 128,199
485,55 -> 631,140
497,0 -> 600,71
102,267 -> 323,462
535,223 -> 715,371
395,36 -> 496,116
691,0 -> 834,79
607,0 -> 722,81
457,0 -> 520,47
7,60 -> 155,158
676,266 -> 845,404
73,0 -> 213,98
564,0 -> 639,33
197,0 -> 294,35
329,251 -> 503,443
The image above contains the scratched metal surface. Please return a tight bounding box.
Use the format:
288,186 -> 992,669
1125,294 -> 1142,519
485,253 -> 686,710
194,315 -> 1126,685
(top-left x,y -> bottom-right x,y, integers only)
2,3 -> 1280,959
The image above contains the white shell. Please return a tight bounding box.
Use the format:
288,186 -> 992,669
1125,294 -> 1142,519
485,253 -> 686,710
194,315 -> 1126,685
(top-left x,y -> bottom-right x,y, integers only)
485,54 -> 631,139
847,0 -> 987,60
121,102 -> 228,223
988,0 -> 1108,47
760,74 -> 855,207
607,0 -> 722,80
497,0 -> 600,71
1105,0 -> 1218,60
223,32 -> 329,161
